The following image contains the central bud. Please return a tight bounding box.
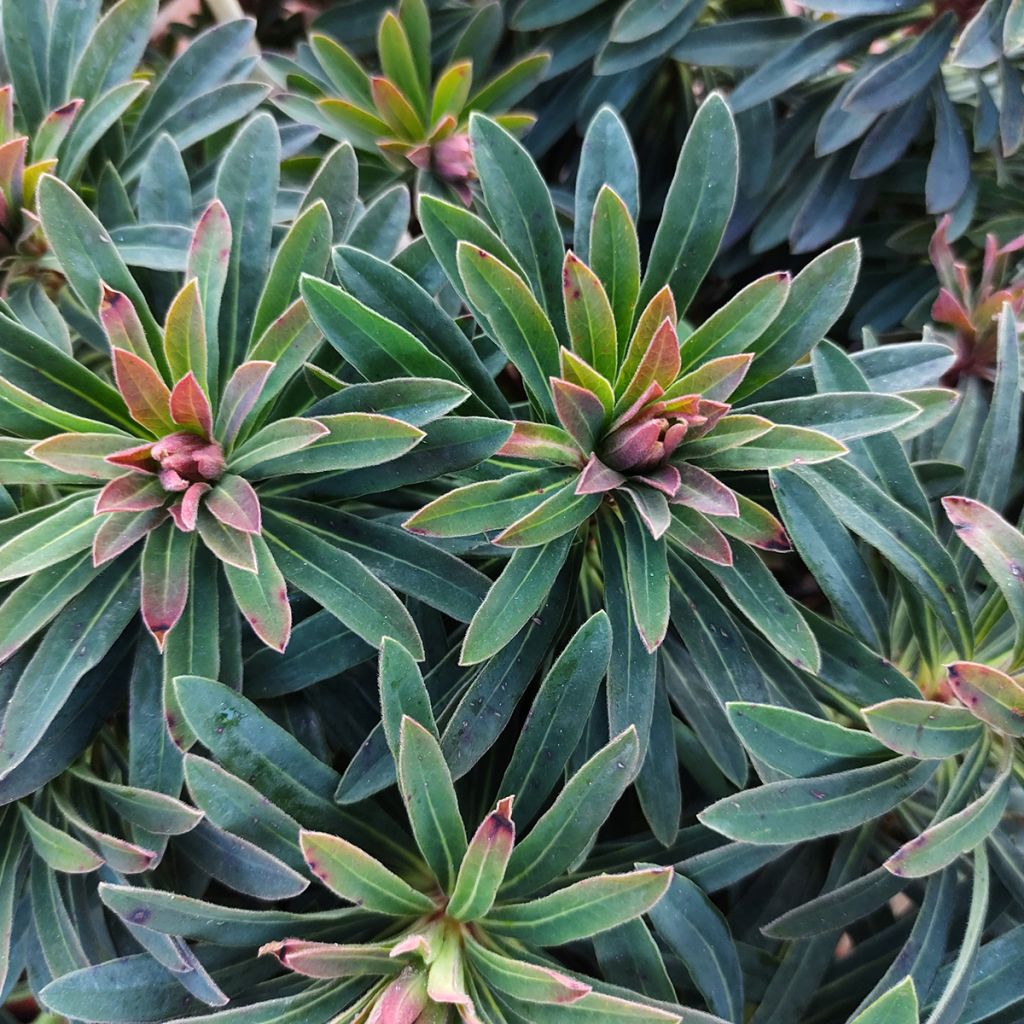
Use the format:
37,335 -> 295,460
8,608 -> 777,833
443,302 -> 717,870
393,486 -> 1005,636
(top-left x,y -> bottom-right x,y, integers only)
431,133 -> 474,185
150,431 -> 225,492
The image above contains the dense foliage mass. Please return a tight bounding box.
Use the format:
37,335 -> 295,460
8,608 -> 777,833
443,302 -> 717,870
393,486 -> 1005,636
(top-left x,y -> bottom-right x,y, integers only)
0,0 -> 1023,1022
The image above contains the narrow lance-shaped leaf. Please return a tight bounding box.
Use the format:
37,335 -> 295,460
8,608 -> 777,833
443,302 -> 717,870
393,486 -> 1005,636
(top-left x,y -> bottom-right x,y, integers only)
447,796 -> 515,921
186,200 -> 231,396
223,534 -> 291,652
141,522 -> 192,650
466,937 -> 590,1005
299,830 -> 435,916
460,533 -> 573,666
19,806 -> 103,874
163,277 -> 208,392
944,496 -> 1024,664
699,757 -> 939,845
638,92 -> 737,315
849,978 -> 919,1024
885,746 -> 1013,878
862,699 -> 984,759
456,241 -> 560,419
486,868 -> 672,945
946,661 -> 1024,737
398,716 -> 467,893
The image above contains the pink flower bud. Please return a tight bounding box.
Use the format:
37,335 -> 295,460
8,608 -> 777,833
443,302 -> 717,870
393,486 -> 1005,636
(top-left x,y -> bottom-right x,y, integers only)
151,431 -> 225,492
432,133 -> 474,186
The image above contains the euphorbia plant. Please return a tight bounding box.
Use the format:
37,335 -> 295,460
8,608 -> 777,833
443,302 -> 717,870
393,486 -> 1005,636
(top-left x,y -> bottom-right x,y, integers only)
269,0 -> 548,202
62,651 -> 684,1023
7,178 -> 423,656
389,101 -> 922,668
0,2 -> 264,292
0,112 -> 502,794
928,215 -> 1024,384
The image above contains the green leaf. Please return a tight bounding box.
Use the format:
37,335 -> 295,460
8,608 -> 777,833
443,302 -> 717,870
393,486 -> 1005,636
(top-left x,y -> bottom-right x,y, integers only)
849,978 -> 919,1024
69,0 -> 153,96
163,279 -> 208,392
98,883 -> 354,947
61,80 -> 151,183
223,534 -> 291,653
922,846 -> 988,1024
497,989 -> 680,1022
575,106 -> 639,262
944,496 -> 1024,663
771,467 -> 888,651
563,251 -> 618,382
141,521 -> 192,650
419,192 -> 525,305
678,271 -> 790,373
263,508 -> 423,659
404,468 -> 573,539
0,551 -> 97,663
179,818 -> 309,901
251,200 -> 331,343
331,245 -> 510,417
299,830 -> 435,916
593,920 -> 675,1004
302,275 -> 464,389
736,240 -> 861,399
73,765 -> 201,835
495,480 -> 600,547
862,699 -> 984,759
270,499 -> 487,624
379,636 -> 438,765
19,805 -> 103,874
214,112 -> 279,378
947,661 -> 1024,737
466,937 -> 590,1004
501,727 -> 640,898
310,376 -> 469,427
469,113 -> 565,334
600,509 -> 659,755
498,612 -> 611,824
762,864 -> 908,940
699,757 -> 939,845
467,52 -> 549,114
885,749 -> 1011,878
697,424 -> 847,470
315,417 -> 511,500
228,418 -> 328,475
447,797 -> 516,921
247,413 -> 423,477
186,200 -> 230,396
647,871 -> 743,1023
260,939 -> 401,980
460,533 -> 573,665
726,702 -> 890,777
486,867 -> 671,945
744,392 -> 920,441
456,242 -> 560,418
52,792 -> 156,874
638,93 -> 737,315
185,754 -> 304,871
622,499 -> 669,652
0,555 -> 138,779
696,544 -> 820,671
440,571 -> 572,783
0,808 -> 24,994
397,716 -> 467,893
36,175 -> 161,353
788,459 -> 972,656
173,675 -> 415,870
589,186 -> 642,358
